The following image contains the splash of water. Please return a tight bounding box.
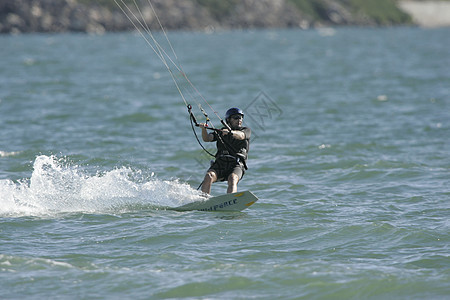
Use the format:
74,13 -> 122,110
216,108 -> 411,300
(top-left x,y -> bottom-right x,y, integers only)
0,155 -> 203,217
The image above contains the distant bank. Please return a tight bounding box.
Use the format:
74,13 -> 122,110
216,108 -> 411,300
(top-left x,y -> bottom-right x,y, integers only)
0,0 -> 449,34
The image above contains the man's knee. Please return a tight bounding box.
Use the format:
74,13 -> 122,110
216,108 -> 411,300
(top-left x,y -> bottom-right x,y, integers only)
205,171 -> 217,182
228,173 -> 239,183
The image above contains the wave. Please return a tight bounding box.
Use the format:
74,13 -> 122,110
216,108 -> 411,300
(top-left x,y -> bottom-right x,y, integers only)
0,155 -> 204,217
0,151 -> 21,157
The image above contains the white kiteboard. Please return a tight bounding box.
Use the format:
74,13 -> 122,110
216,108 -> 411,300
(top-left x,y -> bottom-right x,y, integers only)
174,191 -> 258,212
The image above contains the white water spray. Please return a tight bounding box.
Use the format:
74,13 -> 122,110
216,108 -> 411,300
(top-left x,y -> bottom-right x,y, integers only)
0,155 -> 204,217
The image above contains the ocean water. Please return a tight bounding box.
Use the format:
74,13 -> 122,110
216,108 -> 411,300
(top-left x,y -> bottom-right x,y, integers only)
0,26 -> 449,299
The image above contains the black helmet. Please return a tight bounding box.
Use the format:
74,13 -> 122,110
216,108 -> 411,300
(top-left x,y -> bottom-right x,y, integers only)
225,107 -> 244,120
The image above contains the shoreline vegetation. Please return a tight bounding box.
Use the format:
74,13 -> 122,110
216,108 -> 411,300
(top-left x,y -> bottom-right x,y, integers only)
0,0 -> 449,34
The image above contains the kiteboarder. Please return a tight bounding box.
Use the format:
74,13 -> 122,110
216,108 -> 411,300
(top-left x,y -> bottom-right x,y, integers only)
198,108 -> 251,194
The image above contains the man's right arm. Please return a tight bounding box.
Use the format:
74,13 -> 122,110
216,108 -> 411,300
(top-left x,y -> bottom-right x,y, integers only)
199,123 -> 215,142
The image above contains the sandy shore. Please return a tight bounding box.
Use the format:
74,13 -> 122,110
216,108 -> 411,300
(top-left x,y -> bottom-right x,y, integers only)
399,0 -> 450,27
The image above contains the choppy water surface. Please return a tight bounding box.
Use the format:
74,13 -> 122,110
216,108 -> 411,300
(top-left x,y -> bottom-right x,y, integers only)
0,27 -> 449,299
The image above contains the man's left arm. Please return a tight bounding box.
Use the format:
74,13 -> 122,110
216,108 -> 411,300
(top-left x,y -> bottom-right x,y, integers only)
223,128 -> 250,140
231,130 -> 246,140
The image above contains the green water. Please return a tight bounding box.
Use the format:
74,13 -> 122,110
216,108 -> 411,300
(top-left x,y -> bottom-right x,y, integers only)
0,27 -> 449,299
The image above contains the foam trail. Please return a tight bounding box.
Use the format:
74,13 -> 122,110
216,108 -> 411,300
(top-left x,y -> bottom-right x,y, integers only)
0,155 -> 203,217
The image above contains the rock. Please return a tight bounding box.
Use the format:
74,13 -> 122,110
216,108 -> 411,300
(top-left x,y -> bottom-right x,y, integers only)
398,0 -> 450,28
6,13 -> 23,27
320,0 -> 354,25
228,0 -> 306,29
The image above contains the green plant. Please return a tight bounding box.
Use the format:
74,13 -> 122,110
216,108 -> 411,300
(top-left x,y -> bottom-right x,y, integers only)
194,0 -> 239,21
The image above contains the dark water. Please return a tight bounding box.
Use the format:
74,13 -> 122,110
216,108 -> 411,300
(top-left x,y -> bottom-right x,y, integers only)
0,27 -> 449,299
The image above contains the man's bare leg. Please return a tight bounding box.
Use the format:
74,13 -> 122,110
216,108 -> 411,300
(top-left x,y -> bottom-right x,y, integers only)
227,173 -> 239,194
201,170 -> 218,194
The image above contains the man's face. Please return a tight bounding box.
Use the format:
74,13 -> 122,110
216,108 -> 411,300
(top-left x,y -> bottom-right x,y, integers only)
229,114 -> 243,129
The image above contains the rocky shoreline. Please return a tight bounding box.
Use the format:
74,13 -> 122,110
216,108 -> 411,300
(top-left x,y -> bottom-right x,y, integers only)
0,0 -> 447,34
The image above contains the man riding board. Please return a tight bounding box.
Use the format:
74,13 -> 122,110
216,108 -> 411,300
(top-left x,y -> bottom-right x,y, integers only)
198,108 -> 251,194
